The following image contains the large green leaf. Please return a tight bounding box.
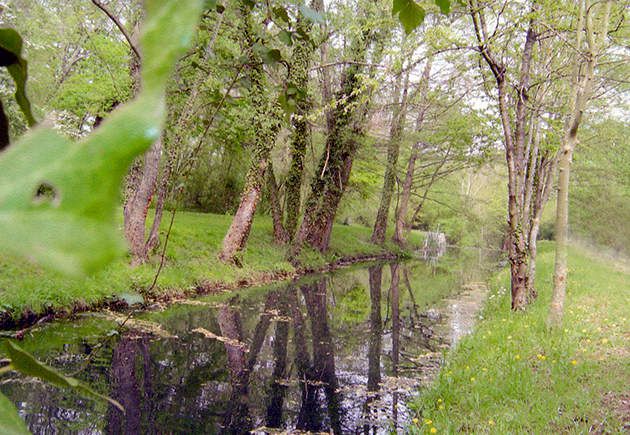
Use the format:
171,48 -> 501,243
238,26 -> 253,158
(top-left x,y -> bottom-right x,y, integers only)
0,0 -> 203,275
392,0 -> 450,33
4,340 -> 123,412
0,28 -> 36,127
0,392 -> 29,435
392,0 -> 426,34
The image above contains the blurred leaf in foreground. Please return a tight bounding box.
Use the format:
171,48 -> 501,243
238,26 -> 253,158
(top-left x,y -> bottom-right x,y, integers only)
0,391 -> 29,435
0,0 -> 204,275
4,340 -> 124,412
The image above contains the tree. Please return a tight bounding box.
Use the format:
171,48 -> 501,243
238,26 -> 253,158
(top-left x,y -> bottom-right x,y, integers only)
393,57 -> 432,246
292,0 -> 385,255
548,0 -> 613,327
283,0 -> 322,240
218,2 -> 282,263
371,40 -> 411,245
468,0 -> 548,309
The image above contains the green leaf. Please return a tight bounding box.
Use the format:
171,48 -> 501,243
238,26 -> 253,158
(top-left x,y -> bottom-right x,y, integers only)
298,5 -> 324,24
4,341 -> 124,412
0,392 -> 29,435
279,30 -> 293,46
0,0 -> 204,275
0,28 -> 36,127
392,0 -> 426,34
273,6 -> 291,24
392,0 -> 407,15
435,0 -> 451,14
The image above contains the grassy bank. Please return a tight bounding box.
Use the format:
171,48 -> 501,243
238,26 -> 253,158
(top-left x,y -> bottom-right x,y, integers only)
0,211 -> 422,325
409,241 -> 629,433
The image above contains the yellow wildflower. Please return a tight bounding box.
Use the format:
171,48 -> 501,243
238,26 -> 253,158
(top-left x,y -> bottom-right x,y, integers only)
424,419 -> 432,425
514,354 -> 521,360
488,419 -> 495,426
437,398 -> 442,403
430,428 -> 437,434
571,360 -> 578,365
470,377 -> 476,382
412,418 -> 419,424
438,405 -> 444,410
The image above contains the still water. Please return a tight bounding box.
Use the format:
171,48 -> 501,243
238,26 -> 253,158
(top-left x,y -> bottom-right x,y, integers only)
1,256 -> 489,434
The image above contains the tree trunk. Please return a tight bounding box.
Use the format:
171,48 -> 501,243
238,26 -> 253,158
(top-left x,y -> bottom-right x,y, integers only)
218,7 -> 280,263
393,142 -> 420,246
549,0 -> 611,327
267,162 -> 289,244
393,59 -> 432,246
469,0 -> 537,310
124,138 -> 163,266
371,61 -> 410,245
284,2 -> 319,239
549,142 -> 572,325
120,17 -> 160,266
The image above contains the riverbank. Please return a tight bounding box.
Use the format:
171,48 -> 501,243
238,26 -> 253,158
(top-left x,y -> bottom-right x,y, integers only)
0,211 -> 423,329
409,241 -> 630,433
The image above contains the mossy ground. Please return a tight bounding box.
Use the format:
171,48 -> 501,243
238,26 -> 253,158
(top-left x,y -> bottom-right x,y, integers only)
0,210 -> 423,321
409,241 -> 630,433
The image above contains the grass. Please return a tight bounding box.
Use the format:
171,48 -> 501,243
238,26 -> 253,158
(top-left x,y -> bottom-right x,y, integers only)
409,241 -> 630,433
0,210 -> 424,321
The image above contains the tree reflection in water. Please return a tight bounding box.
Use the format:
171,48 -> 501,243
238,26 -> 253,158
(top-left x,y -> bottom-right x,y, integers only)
1,258 -> 484,434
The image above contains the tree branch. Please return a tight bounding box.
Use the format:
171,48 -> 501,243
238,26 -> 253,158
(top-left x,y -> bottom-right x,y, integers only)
91,0 -> 141,60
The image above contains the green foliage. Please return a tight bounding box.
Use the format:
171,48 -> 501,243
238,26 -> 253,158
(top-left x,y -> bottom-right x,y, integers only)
571,119 -> 630,254
53,34 -> 132,120
0,28 -> 35,126
0,0 -> 204,275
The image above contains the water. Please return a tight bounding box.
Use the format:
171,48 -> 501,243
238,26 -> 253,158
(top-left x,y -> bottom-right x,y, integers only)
0,257 -> 489,434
